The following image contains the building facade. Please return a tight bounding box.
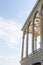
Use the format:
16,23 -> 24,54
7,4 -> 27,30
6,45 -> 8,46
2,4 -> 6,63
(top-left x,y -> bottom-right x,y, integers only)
20,0 -> 43,65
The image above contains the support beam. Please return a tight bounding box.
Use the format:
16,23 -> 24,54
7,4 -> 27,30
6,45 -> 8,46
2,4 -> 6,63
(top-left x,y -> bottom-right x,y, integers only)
32,19 -> 34,52
34,37 -> 37,50
21,32 -> 25,60
40,24 -> 43,49
40,12 -> 43,49
26,27 -> 29,57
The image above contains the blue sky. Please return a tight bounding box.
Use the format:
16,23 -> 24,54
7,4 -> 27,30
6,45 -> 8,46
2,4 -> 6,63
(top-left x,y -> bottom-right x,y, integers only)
0,0 -> 37,65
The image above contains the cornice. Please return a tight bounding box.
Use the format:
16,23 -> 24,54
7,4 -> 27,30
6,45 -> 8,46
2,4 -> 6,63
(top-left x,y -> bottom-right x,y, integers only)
21,0 -> 40,31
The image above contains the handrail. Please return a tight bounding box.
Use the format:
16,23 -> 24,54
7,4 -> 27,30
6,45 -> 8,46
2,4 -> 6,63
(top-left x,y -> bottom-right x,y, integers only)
22,48 -> 43,61
28,48 -> 43,57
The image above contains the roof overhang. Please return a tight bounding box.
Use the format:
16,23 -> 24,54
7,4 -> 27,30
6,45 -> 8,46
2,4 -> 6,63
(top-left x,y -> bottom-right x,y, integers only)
21,0 -> 40,31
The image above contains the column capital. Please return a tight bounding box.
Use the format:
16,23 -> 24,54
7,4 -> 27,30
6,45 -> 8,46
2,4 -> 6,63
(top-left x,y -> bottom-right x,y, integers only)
22,31 -> 25,38
22,35 -> 25,39
26,26 -> 29,34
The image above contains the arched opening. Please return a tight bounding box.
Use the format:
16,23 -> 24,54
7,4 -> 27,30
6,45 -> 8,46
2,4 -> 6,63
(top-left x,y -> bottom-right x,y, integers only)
28,21 -> 32,54
33,11 -> 40,50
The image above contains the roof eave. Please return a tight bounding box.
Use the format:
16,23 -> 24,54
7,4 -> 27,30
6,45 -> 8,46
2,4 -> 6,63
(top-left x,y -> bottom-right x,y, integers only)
21,0 -> 40,31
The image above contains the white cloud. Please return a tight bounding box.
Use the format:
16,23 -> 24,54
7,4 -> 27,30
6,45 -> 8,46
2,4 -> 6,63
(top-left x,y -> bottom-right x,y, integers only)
0,17 -> 22,65
0,55 -> 21,65
0,17 -> 22,48
0,55 -> 15,59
